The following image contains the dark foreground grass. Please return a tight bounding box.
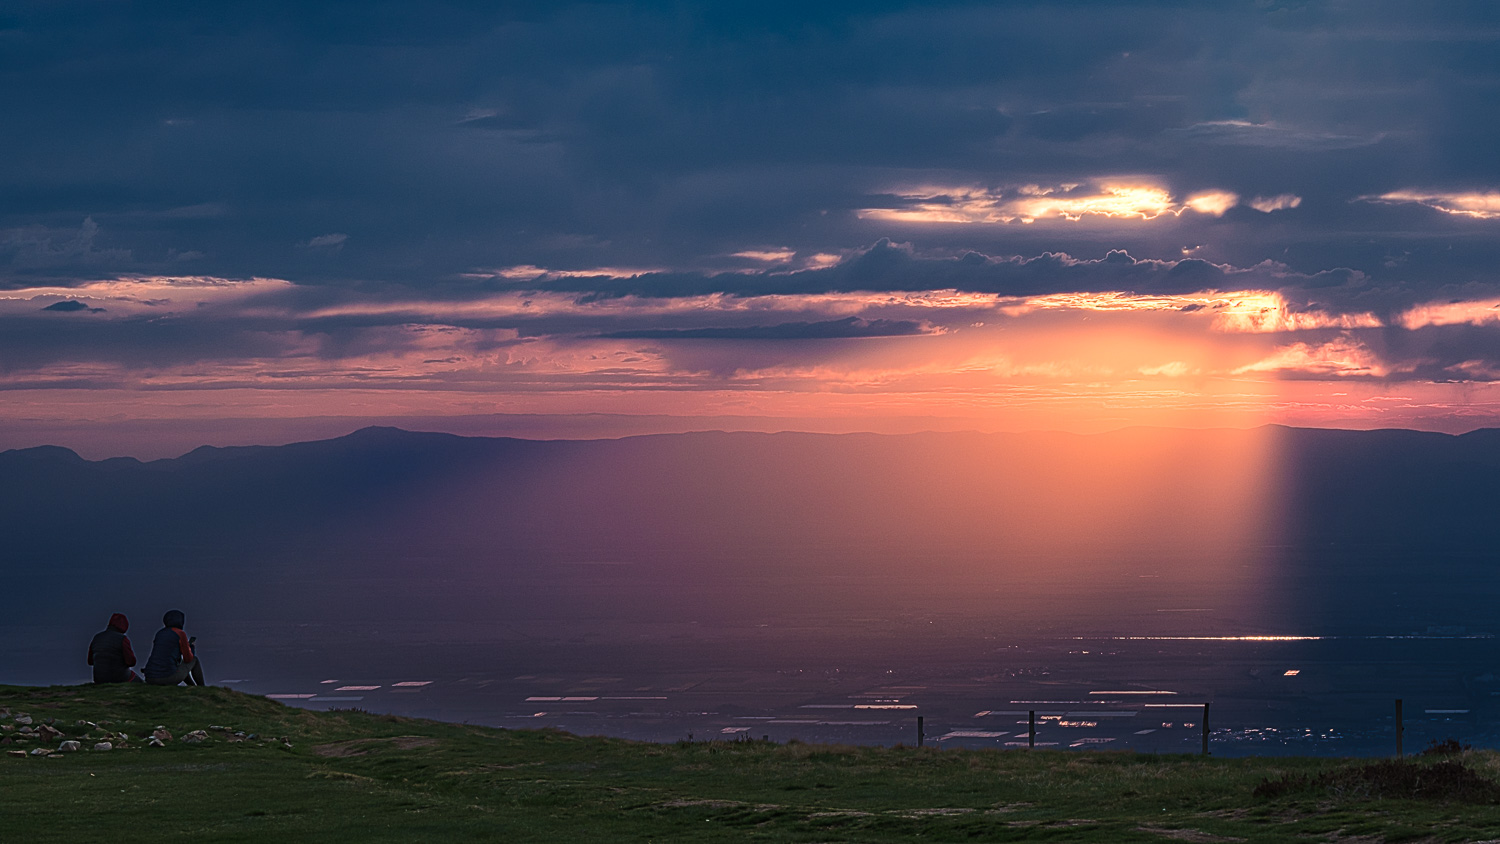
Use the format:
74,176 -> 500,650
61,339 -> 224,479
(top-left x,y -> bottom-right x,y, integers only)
4,685 -> 1499,842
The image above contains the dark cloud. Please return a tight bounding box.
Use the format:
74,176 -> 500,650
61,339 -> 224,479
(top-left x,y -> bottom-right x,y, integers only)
1,0 -> 1498,298
6,0 -> 1500,402
502,241 -> 1380,308
39,299 -> 103,313
603,316 -> 933,340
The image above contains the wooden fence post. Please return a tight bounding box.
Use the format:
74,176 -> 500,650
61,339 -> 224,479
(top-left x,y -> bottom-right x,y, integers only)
1396,699 -> 1404,759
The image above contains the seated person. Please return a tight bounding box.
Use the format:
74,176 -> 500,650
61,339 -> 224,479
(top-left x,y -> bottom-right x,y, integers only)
87,613 -> 140,683
143,609 -> 205,686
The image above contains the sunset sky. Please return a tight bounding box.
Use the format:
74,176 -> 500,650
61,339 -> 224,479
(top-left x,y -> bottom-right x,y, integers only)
7,1 -> 1500,457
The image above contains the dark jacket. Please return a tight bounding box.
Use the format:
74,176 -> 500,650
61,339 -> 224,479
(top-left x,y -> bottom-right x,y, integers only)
87,613 -> 137,684
144,610 -> 194,681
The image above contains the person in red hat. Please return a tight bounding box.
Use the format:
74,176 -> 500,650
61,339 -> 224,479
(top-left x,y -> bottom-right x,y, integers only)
87,613 -> 140,683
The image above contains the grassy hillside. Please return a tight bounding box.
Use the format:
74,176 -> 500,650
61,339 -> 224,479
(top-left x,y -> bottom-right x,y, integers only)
3,684 -> 1498,842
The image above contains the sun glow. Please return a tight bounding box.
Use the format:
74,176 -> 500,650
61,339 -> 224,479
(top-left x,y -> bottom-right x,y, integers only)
14,270 -> 1500,451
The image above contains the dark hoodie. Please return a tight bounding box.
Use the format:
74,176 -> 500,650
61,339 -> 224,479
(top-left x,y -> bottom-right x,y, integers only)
144,609 -> 194,681
87,613 -> 137,684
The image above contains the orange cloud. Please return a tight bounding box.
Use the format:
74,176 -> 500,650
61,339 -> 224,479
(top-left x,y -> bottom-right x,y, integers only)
471,264 -> 665,280
1184,191 -> 1239,216
1397,297 -> 1500,329
1204,293 -> 1381,333
1367,191 -> 1500,219
17,272 -> 1500,443
730,249 -> 797,262
859,181 -> 1237,224
1000,290 -> 1379,333
1249,194 -> 1302,212
1234,336 -> 1388,377
0,276 -> 293,316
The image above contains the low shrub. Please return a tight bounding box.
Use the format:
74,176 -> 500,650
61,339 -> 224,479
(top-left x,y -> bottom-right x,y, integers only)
1254,759 -> 1500,803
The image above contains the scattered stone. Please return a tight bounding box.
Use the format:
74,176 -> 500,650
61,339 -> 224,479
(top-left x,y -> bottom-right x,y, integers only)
1,724 -> 12,732
118,733 -> 129,741
74,720 -> 94,728
246,734 -> 259,741
37,725 -> 64,742
0,737 -> 11,746
182,730 -> 209,744
148,738 -> 164,748
92,742 -> 113,752
29,748 -> 50,756
58,741 -> 81,752
234,731 -> 246,737
6,750 -> 24,758
151,728 -> 172,743
208,725 -> 227,732
14,715 -> 31,726
18,726 -> 33,735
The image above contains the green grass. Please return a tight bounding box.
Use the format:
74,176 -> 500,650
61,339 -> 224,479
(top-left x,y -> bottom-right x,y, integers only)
3,684 -> 1498,842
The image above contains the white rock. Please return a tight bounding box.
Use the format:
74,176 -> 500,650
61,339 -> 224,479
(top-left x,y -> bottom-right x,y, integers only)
92,742 -> 113,752
28,748 -> 49,756
58,741 -> 81,752
182,730 -> 209,743
14,716 -> 32,726
148,738 -> 164,748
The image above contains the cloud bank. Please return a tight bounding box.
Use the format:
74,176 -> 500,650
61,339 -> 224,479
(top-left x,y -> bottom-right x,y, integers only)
7,1 -> 1500,443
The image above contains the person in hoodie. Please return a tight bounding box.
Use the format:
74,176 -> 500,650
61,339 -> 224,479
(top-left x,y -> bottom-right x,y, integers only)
144,609 -> 205,686
86,613 -> 140,684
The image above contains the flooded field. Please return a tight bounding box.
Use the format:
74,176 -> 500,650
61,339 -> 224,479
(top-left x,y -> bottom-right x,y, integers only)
22,619 -> 1490,758
214,631 -> 1494,758
8,545 -> 1500,758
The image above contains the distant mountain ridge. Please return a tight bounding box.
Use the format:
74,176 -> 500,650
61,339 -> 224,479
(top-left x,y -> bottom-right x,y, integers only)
12,422 -> 1500,466
7,423 -> 1500,652
7,423 -> 1500,563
